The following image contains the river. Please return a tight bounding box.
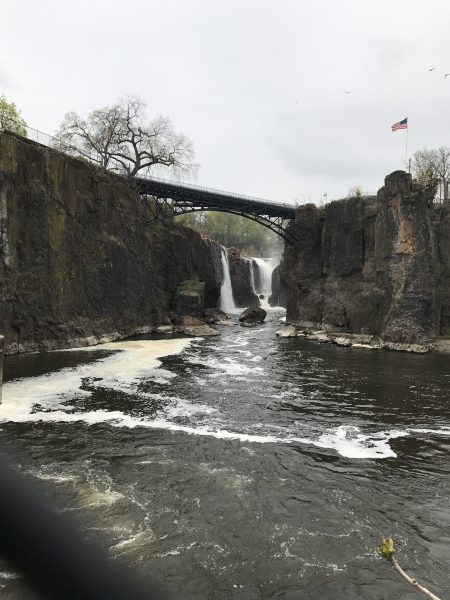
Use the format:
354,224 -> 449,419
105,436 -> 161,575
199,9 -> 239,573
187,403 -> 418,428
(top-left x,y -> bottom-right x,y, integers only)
1,309 -> 450,599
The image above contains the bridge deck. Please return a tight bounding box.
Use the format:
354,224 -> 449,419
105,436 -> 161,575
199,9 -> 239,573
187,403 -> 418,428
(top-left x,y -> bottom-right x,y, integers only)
134,175 -> 296,219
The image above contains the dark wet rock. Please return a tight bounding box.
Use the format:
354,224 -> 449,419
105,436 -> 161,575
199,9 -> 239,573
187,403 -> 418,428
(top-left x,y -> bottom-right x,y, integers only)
269,264 -> 286,307
153,325 -> 174,335
239,305 -> 267,327
202,307 -> 231,324
0,131 -> 224,353
281,170 -> 450,352
172,280 -> 205,317
173,315 -> 219,337
227,248 -> 260,307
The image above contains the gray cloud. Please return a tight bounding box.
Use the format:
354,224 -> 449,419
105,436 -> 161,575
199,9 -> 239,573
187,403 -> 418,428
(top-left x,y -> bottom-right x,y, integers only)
2,0 -> 450,204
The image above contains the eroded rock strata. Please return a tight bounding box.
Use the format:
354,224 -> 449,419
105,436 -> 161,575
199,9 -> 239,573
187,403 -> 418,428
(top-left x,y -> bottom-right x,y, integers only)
227,247 -> 260,307
282,171 -> 450,352
0,132 -> 224,353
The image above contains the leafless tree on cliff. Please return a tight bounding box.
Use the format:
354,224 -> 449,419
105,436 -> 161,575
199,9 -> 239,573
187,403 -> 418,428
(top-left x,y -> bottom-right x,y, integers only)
412,147 -> 450,202
55,96 -> 197,178
55,105 -> 124,167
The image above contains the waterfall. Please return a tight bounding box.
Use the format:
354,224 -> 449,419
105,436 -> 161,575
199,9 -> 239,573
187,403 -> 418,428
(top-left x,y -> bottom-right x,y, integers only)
252,257 -> 275,298
219,247 -> 236,313
249,260 -> 256,293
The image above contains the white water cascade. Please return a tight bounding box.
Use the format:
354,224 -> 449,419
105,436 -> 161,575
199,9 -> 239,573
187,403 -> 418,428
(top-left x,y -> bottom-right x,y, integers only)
249,259 -> 256,292
219,247 -> 236,313
252,257 -> 275,298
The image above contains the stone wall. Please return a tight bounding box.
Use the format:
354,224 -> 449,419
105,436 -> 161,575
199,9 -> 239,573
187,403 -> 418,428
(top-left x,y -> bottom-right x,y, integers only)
0,132 -> 224,353
282,171 -> 450,351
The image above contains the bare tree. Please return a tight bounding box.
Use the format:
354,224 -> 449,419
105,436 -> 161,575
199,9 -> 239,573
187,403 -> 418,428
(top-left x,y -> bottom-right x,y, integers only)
55,96 -> 197,178
55,105 -> 123,167
412,147 -> 450,202
347,185 -> 365,199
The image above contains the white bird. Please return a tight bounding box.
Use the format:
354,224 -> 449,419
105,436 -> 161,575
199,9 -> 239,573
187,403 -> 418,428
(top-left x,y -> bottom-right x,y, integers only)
344,90 -> 351,94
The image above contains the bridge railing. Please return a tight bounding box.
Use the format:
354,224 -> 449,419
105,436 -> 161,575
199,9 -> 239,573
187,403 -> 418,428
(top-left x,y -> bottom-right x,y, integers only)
134,173 -> 295,208
1,117 -> 103,165
1,117 -> 294,209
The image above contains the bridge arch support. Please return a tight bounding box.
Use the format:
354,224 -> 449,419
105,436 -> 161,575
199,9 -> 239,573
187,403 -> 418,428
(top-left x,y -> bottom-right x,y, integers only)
134,176 -> 297,244
142,198 -> 296,244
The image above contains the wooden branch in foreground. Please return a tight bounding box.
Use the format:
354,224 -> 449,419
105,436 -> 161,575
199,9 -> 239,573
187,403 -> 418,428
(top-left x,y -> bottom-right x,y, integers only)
377,537 -> 443,600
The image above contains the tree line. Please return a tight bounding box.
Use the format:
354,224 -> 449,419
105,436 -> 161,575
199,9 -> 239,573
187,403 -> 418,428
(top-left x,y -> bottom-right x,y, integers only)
179,211 -> 278,254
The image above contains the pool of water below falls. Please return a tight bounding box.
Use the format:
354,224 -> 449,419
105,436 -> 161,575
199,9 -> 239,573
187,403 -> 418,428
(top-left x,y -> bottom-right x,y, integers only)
1,308 -> 450,599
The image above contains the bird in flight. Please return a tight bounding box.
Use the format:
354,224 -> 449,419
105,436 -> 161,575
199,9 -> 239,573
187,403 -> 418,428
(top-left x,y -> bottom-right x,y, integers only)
344,90 -> 351,94
444,73 -> 450,79
294,100 -> 300,104
429,67 -> 436,71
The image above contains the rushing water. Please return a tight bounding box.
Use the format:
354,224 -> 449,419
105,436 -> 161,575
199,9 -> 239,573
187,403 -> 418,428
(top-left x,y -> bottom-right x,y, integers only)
252,258 -> 274,298
1,312 -> 450,599
219,248 -> 236,313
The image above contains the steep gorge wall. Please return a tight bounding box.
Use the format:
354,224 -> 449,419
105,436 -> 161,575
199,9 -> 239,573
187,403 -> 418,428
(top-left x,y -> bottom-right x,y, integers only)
0,132 -> 224,353
282,171 -> 450,351
227,248 -> 259,307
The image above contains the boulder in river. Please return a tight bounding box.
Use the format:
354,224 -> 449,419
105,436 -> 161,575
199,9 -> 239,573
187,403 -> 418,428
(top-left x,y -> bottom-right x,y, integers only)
202,308 -> 232,325
239,305 -> 267,327
174,315 -> 220,337
276,325 -> 297,337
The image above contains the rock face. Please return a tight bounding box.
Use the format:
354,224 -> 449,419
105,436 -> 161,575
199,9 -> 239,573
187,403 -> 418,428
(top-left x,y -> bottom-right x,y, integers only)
269,264 -> 286,307
282,171 -> 450,351
171,280 -> 206,318
173,315 -> 219,337
227,248 -> 260,307
0,132 -> 225,353
202,308 -> 231,325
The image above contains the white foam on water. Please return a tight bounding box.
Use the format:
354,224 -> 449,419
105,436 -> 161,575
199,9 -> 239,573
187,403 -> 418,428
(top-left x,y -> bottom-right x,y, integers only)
190,355 -> 265,378
408,426 -> 450,436
312,425 -> 407,459
2,338 -> 444,460
164,397 -> 217,418
0,572 -> 19,580
0,338 -> 194,423
70,488 -> 124,509
29,471 -> 78,484
110,531 -> 149,553
155,541 -> 197,558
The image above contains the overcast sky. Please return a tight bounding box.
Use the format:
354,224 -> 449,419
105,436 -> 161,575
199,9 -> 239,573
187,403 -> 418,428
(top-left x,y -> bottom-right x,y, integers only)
2,0 -> 450,204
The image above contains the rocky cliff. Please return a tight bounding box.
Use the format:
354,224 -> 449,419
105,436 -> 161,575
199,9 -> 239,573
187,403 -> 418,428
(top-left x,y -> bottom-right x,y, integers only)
282,171 -> 450,352
0,132 -> 224,353
269,264 -> 286,307
227,248 -> 259,307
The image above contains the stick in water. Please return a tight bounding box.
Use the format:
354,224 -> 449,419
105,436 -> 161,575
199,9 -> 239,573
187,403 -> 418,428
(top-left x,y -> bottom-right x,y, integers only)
377,537 -> 442,600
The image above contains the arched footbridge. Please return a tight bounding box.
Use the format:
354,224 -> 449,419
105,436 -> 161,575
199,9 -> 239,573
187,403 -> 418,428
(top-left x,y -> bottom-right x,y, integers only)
134,176 -> 297,244
2,123 -> 298,243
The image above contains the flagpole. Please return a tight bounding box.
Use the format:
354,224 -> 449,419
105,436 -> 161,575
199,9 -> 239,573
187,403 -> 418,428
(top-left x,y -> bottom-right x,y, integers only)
405,118 -> 408,170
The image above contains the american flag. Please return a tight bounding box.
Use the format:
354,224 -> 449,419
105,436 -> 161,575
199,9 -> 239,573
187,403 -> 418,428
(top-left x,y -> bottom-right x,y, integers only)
391,117 -> 408,131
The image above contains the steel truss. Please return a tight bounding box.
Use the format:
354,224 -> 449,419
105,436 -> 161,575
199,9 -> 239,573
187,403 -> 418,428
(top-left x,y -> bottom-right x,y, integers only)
133,176 -> 297,244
